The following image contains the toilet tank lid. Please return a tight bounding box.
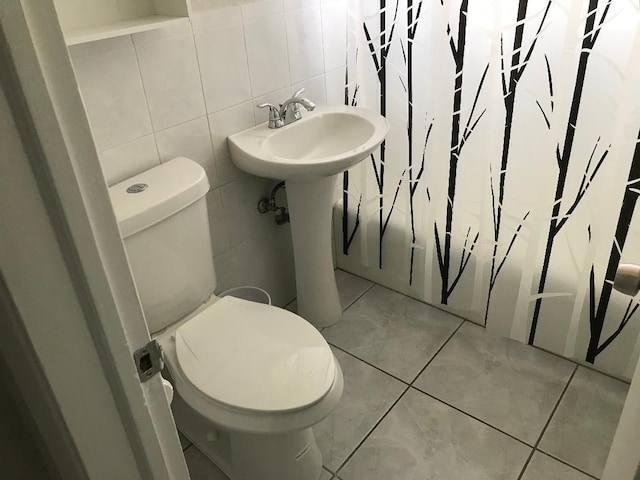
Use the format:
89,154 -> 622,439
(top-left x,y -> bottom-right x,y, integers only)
109,157 -> 209,238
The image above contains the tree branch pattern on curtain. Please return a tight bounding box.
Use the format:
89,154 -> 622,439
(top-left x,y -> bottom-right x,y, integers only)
336,0 -> 640,379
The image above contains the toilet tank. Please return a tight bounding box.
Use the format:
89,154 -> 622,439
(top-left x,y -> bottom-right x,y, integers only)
109,157 -> 216,335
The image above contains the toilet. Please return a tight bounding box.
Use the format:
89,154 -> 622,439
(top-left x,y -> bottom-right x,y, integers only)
109,157 -> 343,480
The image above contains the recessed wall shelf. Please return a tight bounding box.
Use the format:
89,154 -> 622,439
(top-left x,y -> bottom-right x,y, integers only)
53,0 -> 191,46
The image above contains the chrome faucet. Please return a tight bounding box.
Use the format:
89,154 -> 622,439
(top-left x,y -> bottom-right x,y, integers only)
258,88 -> 316,129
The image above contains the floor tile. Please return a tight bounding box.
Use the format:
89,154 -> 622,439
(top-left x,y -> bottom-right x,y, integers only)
319,468 -> 333,480
315,347 -> 406,471
184,445 -> 229,480
520,452 -> 593,480
413,322 -> 575,445
339,388 -> 531,480
539,366 -> 628,478
335,269 -> 373,310
323,286 -> 463,382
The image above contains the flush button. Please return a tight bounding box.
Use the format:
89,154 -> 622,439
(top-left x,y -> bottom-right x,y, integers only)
127,183 -> 148,193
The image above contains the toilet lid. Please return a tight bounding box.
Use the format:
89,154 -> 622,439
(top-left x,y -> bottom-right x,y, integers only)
175,296 -> 336,413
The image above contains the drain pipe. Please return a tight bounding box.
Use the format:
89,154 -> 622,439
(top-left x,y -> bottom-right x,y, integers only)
257,181 -> 290,225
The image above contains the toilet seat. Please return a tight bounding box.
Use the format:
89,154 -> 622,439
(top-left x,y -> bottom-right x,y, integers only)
174,296 -> 336,414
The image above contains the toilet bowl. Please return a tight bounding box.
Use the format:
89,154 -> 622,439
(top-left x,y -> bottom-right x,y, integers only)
109,157 -> 343,480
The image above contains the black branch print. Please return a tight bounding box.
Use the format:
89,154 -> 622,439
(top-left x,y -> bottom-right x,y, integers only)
342,47 -> 363,255
363,0 -> 401,268
342,171 -> 363,255
406,0 -> 429,285
528,0 -> 613,345
484,0 -> 552,324
434,0 -> 489,305
586,131 -> 640,363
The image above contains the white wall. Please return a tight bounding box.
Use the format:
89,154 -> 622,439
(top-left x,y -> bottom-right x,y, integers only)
67,0 -> 347,307
0,361 -> 60,480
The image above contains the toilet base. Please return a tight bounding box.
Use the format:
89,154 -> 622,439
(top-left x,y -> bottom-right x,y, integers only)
173,394 -> 324,480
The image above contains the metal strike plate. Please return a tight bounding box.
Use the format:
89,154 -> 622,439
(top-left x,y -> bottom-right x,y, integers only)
134,340 -> 164,382
126,183 -> 148,194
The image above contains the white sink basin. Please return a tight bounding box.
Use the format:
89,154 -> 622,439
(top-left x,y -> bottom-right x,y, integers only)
228,106 -> 388,180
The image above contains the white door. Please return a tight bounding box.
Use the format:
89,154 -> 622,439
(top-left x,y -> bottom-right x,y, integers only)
0,0 -> 189,478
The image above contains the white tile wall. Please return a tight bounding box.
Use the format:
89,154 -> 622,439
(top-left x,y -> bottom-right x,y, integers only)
325,67 -> 346,105
286,7 -> 325,84
321,1 -> 347,71
99,135 -> 159,185
284,0 -> 321,11
220,173 -> 267,245
244,14 -> 291,96
133,27 -> 206,131
294,74 -> 328,105
191,5 -> 242,31
68,0 -> 347,307
155,117 -> 217,186
194,23 -> 252,113
240,0 -> 284,20
70,38 -> 152,151
208,101 -> 256,185
206,188 -> 230,256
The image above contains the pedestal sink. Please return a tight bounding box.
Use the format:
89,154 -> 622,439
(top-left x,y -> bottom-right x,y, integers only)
228,106 -> 388,328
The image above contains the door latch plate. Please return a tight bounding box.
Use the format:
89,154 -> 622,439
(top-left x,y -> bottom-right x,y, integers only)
134,340 -> 164,382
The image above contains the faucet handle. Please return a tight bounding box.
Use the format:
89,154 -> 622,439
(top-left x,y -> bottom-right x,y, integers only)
258,102 -> 279,111
258,103 -> 284,129
283,89 -> 306,122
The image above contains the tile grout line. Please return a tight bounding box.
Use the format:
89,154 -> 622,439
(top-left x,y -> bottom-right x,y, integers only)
405,360 -> 590,479
408,319 -> 466,385
515,364 -> 579,480
410,385 -> 534,449
280,1 -> 295,98
573,361 -> 628,385
237,5 -> 257,106
128,35 -> 161,159
341,280 -> 376,312
355,277 -> 471,326
533,343 -> 630,385
334,268 -> 375,288
186,19 -> 224,192
328,343 -> 410,386
333,384 -> 412,478
331,318 -> 466,478
328,288 -> 465,387
534,364 -> 578,447
322,280 -> 388,478
536,450 -> 599,480
531,367 -> 600,480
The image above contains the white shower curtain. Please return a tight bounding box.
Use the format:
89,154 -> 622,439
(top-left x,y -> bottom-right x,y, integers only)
335,0 -> 640,379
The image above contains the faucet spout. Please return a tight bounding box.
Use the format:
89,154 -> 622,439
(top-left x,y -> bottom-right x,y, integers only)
279,88 -> 316,125
285,96 -> 315,112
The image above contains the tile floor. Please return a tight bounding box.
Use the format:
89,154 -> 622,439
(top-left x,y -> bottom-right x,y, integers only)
181,270 -> 630,480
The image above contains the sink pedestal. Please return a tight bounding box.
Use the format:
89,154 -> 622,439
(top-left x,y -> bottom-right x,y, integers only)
286,175 -> 342,328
